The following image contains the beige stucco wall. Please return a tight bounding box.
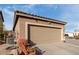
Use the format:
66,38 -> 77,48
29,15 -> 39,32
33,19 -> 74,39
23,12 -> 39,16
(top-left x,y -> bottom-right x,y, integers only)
14,17 -> 65,41
14,20 -> 20,39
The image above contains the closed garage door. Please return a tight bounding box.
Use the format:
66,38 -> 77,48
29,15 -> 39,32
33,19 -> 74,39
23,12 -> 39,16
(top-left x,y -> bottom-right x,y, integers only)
28,25 -> 61,45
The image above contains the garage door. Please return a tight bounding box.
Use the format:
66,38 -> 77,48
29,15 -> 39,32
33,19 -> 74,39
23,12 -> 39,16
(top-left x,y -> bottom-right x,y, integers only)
28,25 -> 61,45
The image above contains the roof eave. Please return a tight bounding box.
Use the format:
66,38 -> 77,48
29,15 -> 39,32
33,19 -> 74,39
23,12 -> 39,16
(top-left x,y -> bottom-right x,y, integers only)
13,10 -> 67,30
0,11 -> 4,22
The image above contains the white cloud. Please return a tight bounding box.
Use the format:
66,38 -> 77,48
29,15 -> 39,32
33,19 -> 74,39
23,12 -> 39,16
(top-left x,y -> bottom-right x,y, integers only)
23,4 -> 35,9
66,22 -> 79,30
13,4 -> 36,10
46,4 -> 58,9
58,6 -> 79,31
3,8 -> 13,15
4,25 -> 12,31
22,4 -> 40,14
57,5 -> 79,31
6,6 -> 11,9
2,8 -> 14,30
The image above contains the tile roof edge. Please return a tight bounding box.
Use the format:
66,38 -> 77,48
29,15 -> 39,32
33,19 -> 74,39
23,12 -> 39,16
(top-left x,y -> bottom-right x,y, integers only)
15,10 -> 67,25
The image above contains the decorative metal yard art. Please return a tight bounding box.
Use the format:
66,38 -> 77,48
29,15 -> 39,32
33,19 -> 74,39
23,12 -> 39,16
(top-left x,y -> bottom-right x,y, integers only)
17,36 -> 36,55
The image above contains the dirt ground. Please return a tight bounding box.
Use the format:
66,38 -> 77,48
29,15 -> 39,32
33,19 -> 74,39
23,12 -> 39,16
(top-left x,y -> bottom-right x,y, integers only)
0,44 -> 17,55
0,39 -> 79,55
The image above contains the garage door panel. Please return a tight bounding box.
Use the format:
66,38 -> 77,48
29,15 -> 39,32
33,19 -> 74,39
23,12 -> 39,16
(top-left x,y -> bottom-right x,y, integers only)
29,25 -> 61,44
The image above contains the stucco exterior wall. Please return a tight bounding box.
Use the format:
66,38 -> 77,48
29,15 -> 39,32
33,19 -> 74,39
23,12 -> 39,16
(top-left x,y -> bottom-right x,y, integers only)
14,20 -> 20,39
16,17 -> 65,41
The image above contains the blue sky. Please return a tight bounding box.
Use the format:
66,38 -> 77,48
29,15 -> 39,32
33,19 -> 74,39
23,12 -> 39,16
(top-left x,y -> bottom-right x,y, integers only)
0,4 -> 79,32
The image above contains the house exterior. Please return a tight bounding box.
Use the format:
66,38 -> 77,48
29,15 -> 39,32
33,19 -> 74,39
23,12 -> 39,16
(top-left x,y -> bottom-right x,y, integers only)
13,11 -> 66,45
0,11 -> 4,32
74,30 -> 79,36
65,31 -> 74,37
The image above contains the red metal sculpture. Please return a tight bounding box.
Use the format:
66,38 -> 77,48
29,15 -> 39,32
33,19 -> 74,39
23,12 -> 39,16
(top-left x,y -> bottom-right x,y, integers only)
17,35 -> 36,55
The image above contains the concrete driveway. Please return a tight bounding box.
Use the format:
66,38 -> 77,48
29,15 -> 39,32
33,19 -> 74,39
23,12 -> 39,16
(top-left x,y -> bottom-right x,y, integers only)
0,39 -> 79,55
36,39 -> 79,55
